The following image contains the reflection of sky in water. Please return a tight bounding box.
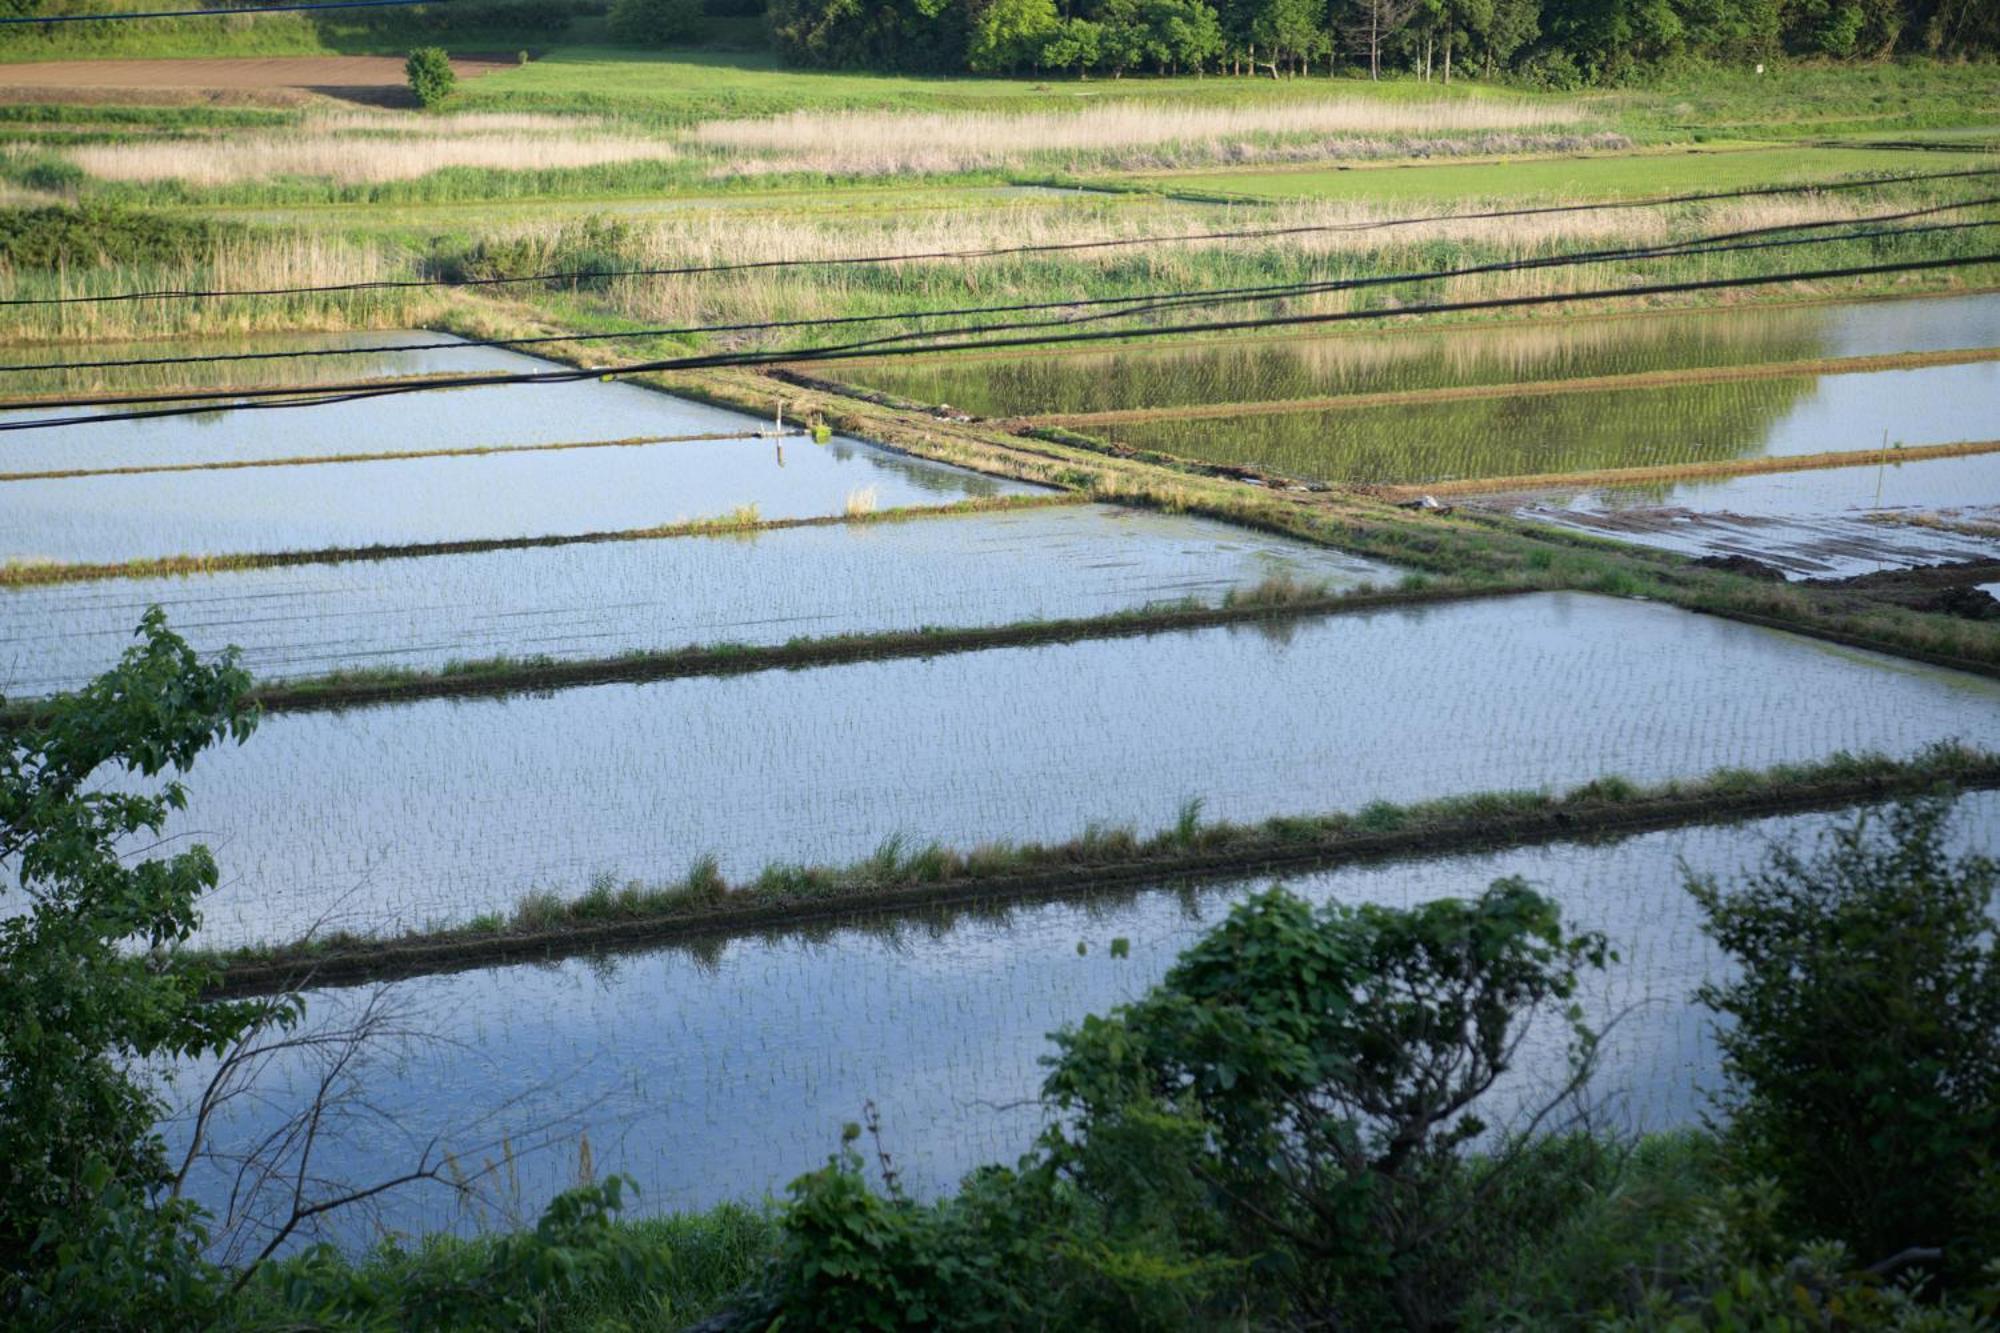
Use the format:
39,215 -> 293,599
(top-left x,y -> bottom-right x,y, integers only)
122,592 -> 2000,947
1585,448 -> 2000,516
0,330 -> 1036,563
1,432 -> 1030,564
0,505 -> 1399,696
156,793 -> 2000,1252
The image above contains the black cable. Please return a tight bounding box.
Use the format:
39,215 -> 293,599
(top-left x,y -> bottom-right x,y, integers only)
8,196 -> 1995,379
3,251 -> 1993,433
0,0 -> 441,23
7,164 -> 1999,309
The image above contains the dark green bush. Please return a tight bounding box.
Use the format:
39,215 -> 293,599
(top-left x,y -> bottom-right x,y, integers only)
405,47 -> 457,108
0,204 -> 225,269
608,0 -> 703,44
1692,797 -> 2000,1283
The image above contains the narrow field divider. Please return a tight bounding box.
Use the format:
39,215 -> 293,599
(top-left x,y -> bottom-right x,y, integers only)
193,744 -> 2000,996
0,428 -> 803,483
0,492 -> 1085,588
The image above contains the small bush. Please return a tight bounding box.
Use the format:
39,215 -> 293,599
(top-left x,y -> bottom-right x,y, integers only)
607,0 -> 702,46
405,47 -> 457,108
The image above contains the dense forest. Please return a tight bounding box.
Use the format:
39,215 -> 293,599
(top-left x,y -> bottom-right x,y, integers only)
766,0 -> 2000,82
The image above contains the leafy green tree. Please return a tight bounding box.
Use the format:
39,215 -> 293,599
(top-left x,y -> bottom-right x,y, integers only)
1249,0 -> 1331,70
967,0 -> 1063,69
1039,14 -> 1106,69
0,609 -> 276,1326
404,46 -> 457,108
1043,881 -> 1611,1327
1691,797 -> 2000,1283
768,0 -> 971,70
607,0 -> 704,46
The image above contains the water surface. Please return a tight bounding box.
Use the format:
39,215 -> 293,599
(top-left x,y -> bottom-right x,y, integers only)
132,592 -> 2000,947
1506,450 -> 2000,576
0,505 -> 1398,696
841,293 -> 2000,418
157,793 -> 2000,1250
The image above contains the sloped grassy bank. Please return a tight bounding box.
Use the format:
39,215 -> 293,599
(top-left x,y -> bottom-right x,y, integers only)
193,744 -> 1999,996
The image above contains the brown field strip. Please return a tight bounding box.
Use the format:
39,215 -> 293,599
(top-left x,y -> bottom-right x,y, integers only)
1021,345 -> 2000,430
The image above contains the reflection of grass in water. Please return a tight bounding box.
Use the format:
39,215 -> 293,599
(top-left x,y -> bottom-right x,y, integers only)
1106,375 -> 1814,485
848,308 -> 1833,418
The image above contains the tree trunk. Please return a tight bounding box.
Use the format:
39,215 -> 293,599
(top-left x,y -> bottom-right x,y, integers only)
1443,33 -> 1451,82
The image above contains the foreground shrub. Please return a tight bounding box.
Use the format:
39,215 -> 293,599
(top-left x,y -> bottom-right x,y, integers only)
1692,797 -> 2000,1283
0,204 -> 227,269
1042,880 -> 1612,1329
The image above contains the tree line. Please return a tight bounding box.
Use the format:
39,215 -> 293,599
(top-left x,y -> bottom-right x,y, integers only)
767,0 -> 1999,83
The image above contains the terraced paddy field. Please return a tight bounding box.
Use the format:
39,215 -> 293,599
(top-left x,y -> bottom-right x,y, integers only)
158,791 -> 2000,1246
0,503 -> 1395,695
130,592 -> 2000,949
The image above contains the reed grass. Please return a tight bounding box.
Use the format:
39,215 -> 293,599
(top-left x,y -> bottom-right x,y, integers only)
691,98 -> 1596,178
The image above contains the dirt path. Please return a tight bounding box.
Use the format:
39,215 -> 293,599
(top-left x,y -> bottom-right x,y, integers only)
0,54 -> 515,106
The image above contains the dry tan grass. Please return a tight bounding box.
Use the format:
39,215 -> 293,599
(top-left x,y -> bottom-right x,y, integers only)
62,111 -> 675,185
694,98 -> 1594,177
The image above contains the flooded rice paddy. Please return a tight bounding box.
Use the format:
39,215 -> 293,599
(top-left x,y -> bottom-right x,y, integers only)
1500,450 -> 2000,576
1096,359 -> 2000,485
2,430 -> 1028,564
136,592 -> 2000,948
0,331 -> 1035,564
159,793 -> 2000,1248
0,505 -> 1397,696
840,293 -> 2000,419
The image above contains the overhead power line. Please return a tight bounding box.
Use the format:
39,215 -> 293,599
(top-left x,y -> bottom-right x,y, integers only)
0,0 -> 440,24
5,165 -> 1998,309
7,201 -> 1995,381
3,251 -> 1994,433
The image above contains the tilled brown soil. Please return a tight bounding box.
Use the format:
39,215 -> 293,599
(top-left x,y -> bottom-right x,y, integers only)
0,54 -> 515,106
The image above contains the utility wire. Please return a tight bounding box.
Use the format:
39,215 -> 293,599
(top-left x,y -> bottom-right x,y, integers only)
6,164 -> 1999,308
0,0 -> 441,23
3,251 -> 1994,433
7,198 -> 1995,380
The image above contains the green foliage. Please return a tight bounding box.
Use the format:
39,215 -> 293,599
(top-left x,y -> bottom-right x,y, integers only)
1604,1177 -> 2000,1330
608,0 -> 704,46
1691,798 -> 2000,1282
0,205 -> 229,270
1042,880 -> 1612,1326
405,46 -> 458,107
426,213 -> 633,287
966,0 -> 1061,71
0,608 -> 271,1326
245,1176 -> 676,1328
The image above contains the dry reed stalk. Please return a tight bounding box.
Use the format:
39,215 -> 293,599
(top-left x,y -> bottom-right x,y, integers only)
62,112 -> 675,185
692,97 -> 1594,177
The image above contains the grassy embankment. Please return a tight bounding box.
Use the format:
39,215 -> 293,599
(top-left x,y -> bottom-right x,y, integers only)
193,744 -> 2000,993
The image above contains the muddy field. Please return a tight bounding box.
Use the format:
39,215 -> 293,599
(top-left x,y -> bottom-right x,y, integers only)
0,55 -> 514,105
